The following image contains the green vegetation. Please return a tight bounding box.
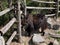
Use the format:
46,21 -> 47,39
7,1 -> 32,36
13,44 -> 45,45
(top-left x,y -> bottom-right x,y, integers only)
57,31 -> 60,34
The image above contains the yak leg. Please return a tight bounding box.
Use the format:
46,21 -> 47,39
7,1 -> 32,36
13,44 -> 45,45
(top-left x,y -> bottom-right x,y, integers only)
41,28 -> 45,36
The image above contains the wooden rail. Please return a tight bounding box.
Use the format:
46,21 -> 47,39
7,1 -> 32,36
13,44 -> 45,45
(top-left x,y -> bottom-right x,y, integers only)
26,6 -> 56,9
45,14 -> 55,17
32,0 -> 56,4
6,31 -> 17,45
0,18 -> 16,35
0,36 -> 5,45
58,5 -> 60,7
58,0 -> 60,1
0,6 -> 14,16
24,0 -> 58,17
49,33 -> 60,38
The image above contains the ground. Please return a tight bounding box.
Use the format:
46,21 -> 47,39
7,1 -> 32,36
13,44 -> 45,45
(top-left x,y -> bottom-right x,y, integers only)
10,29 -> 60,45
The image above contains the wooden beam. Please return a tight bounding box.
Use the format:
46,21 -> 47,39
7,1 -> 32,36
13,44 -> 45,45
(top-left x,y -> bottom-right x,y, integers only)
24,0 -> 27,15
56,0 -> 59,18
0,36 -> 5,45
32,0 -> 56,4
0,6 -> 14,16
49,33 -> 60,38
58,0 -> 60,1
17,0 -> 22,42
26,6 -> 56,9
0,18 -> 16,35
58,5 -> 60,7
45,14 -> 55,17
6,31 -> 17,45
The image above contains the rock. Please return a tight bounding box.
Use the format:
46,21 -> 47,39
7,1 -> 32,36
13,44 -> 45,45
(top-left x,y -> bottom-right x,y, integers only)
53,39 -> 59,45
47,18 -> 56,25
53,25 -> 59,30
32,34 -> 45,44
47,18 -> 52,25
47,18 -> 57,29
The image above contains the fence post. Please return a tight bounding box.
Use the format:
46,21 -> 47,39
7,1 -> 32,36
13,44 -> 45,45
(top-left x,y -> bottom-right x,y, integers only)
17,0 -> 22,43
0,34 -> 5,45
56,0 -> 59,19
24,0 -> 27,15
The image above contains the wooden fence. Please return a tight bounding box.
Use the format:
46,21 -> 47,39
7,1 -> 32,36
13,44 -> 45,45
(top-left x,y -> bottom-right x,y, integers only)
24,0 -> 60,18
0,0 -> 22,45
0,0 -> 60,45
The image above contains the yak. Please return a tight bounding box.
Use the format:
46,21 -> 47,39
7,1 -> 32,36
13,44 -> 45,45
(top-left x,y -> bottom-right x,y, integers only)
21,14 -> 48,36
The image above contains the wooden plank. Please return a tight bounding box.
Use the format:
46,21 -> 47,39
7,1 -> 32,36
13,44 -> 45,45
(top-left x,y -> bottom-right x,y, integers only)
6,31 -> 17,45
58,0 -> 60,1
32,0 -> 56,4
0,36 -> 5,45
24,0 -> 27,15
0,6 -> 14,16
49,33 -> 60,38
0,18 -> 16,35
17,0 -> 22,42
56,0 -> 59,18
26,6 -> 56,9
45,14 -> 55,17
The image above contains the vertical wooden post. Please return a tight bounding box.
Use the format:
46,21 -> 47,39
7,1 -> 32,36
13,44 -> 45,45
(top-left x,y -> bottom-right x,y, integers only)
0,36 -> 5,45
17,0 -> 22,43
56,0 -> 59,19
24,0 -> 27,15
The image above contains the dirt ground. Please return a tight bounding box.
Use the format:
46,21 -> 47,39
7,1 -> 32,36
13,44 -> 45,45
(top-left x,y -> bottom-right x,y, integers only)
10,29 -> 60,45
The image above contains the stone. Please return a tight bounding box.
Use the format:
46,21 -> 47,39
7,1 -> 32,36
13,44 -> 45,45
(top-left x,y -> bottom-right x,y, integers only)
53,39 -> 59,45
32,34 -> 45,44
53,24 -> 59,30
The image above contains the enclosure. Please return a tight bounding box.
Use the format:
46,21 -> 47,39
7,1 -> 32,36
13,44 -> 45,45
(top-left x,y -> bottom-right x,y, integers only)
0,0 -> 60,45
